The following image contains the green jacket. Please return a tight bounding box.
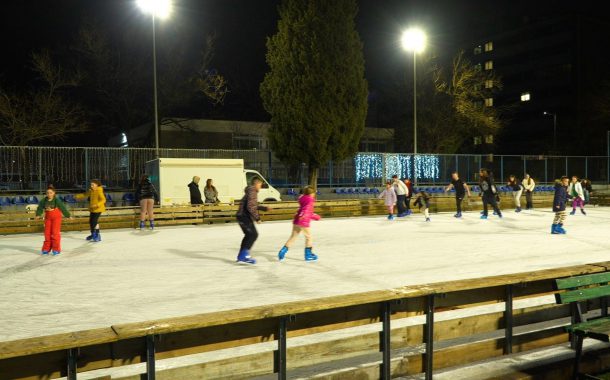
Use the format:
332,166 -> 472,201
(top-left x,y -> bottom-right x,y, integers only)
35,197 -> 71,217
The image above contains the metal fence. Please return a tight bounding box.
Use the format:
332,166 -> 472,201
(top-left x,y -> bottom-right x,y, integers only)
0,146 -> 608,191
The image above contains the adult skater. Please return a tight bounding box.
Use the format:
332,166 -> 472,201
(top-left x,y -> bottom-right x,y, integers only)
236,177 -> 271,264
444,172 -> 471,218
403,178 -> 415,215
204,178 -> 220,204
392,175 -> 409,217
479,168 -> 502,219
188,176 -> 203,205
35,185 -> 72,255
378,181 -> 397,220
507,175 -> 524,212
76,179 -> 106,242
581,178 -> 593,205
413,191 -> 431,222
552,176 -> 570,234
135,174 -> 159,230
522,174 -> 536,210
277,186 -> 321,262
568,175 -> 586,215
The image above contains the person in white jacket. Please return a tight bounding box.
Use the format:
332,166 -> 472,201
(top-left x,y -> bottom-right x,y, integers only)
568,176 -> 586,215
522,174 -> 536,210
391,175 -> 409,217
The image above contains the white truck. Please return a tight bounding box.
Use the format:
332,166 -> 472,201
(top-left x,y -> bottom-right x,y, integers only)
145,158 -> 281,206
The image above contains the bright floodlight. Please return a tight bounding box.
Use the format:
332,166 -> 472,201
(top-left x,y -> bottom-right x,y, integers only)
401,28 -> 426,53
137,0 -> 172,19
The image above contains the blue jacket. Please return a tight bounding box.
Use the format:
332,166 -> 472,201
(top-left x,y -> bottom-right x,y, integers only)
553,183 -> 569,212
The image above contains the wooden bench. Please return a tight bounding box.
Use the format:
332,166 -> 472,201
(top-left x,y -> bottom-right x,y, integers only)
555,272 -> 610,380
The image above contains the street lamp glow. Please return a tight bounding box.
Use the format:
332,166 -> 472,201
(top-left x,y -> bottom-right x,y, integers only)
137,0 -> 172,19
401,28 -> 426,53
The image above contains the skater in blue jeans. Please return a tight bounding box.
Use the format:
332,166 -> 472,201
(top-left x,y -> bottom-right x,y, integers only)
236,177 -> 271,264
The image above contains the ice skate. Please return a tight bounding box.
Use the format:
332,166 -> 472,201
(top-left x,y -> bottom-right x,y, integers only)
570,210 -> 576,215
278,246 -> 288,261
139,221 -> 145,230
556,224 -> 567,234
581,209 -> 586,215
92,231 -> 101,242
387,214 -> 395,220
480,214 -> 488,220
150,220 -> 155,230
52,250 -> 61,256
304,247 -> 318,261
551,224 -> 560,234
515,207 -> 522,213
236,249 -> 256,264
86,234 -> 93,241
41,250 -> 49,255
425,217 -> 431,222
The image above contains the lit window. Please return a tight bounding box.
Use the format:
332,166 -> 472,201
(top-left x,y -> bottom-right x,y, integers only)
485,135 -> 494,144
485,79 -> 493,89
474,136 -> 482,145
485,98 -> 493,107
484,42 -> 493,52
484,60 -> 493,70
474,46 -> 482,55
520,92 -> 531,102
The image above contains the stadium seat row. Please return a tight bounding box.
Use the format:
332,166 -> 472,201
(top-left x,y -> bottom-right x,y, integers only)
0,193 -> 138,207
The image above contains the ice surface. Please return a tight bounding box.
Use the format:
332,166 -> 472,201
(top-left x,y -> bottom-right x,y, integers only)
1,208 -> 609,342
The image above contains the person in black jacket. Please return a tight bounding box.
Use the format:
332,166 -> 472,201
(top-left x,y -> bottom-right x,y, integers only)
552,176 -> 570,234
135,174 -> 159,230
236,177 -> 271,264
188,176 -> 203,205
479,168 -> 502,219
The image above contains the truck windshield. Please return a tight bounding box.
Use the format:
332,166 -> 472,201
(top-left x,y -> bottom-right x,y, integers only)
246,172 -> 269,188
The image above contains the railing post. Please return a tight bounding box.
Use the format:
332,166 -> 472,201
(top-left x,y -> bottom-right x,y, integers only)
504,285 -> 514,354
500,155 -> 504,182
146,335 -> 156,380
380,301 -> 392,379
276,316 -> 289,380
67,348 -> 77,380
84,148 -> 90,184
545,158 -> 548,183
425,294 -> 435,380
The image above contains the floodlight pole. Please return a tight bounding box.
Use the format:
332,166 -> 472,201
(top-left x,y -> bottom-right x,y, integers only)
152,14 -> 160,158
413,51 -> 418,185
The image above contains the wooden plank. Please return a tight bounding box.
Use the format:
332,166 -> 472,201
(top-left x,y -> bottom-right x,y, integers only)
558,285 -> 610,304
556,272 -> 610,290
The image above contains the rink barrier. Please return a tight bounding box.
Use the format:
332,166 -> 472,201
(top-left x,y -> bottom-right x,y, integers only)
2,262 -> 610,379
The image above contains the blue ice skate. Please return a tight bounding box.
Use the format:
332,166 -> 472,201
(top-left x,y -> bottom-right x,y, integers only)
551,224 -> 560,234
150,220 -> 155,230
41,250 -> 49,255
52,250 -> 61,256
237,249 -> 256,264
304,247 -> 318,261
515,207 -> 522,213
454,212 -> 462,218
86,234 -> 93,241
425,218 -> 431,222
139,221 -> 145,230
480,214 -> 488,220
556,224 -> 567,234
387,214 -> 395,220
92,231 -> 101,242
278,246 -> 288,261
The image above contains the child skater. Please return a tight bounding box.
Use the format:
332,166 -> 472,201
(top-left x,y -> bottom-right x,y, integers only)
76,179 -> 106,242
135,174 -> 159,230
552,176 -> 570,234
277,186 -> 321,262
507,175 -> 524,212
568,175 -> 586,215
378,181 -> 397,220
235,177 -> 271,264
479,168 -> 502,219
445,172 -> 471,218
413,191 -> 431,222
35,185 -> 72,255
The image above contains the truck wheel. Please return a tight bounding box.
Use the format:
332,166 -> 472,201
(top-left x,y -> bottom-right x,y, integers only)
264,198 -> 278,202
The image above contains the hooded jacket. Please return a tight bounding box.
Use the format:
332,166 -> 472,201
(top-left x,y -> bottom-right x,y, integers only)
188,182 -> 203,205
135,179 -> 158,202
553,182 -> 570,212
293,194 -> 321,228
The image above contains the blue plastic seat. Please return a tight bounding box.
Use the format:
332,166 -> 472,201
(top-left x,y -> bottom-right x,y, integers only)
12,196 -> 25,205
63,195 -> 77,204
25,195 -> 39,204
372,188 -> 380,194
0,197 -> 11,206
105,193 -> 113,202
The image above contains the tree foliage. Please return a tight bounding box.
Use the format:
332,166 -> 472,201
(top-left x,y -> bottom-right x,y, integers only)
260,0 -> 368,187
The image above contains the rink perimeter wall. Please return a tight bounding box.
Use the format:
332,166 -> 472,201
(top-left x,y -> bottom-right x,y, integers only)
3,261 -> 610,379
0,194 -> 559,235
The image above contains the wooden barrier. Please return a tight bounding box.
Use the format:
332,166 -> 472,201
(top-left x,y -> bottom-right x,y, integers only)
2,260 -> 610,379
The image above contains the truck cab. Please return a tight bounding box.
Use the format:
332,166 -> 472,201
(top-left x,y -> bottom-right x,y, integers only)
245,170 -> 281,203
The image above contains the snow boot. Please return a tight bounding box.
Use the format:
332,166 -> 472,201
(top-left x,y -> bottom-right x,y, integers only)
581,209 -> 586,215
236,249 -> 256,264
92,230 -> 101,242
139,221 -> 145,230
150,220 -> 155,230
480,214 -> 488,220
52,250 -> 61,256
570,209 -> 576,215
557,224 -> 567,234
278,246 -> 288,261
41,250 -> 49,255
304,247 -> 318,262
425,217 -> 431,222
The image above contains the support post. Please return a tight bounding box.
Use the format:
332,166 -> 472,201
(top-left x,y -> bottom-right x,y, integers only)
268,150 -> 273,185
276,316 -> 288,380
565,156 -> 569,177
424,294 -> 435,380
585,157 -> 588,179
67,348 -> 77,380
380,301 -> 392,379
500,155 -> 504,182
146,335 -> 156,380
38,148 -> 42,192
84,149 -> 89,185
329,160 -> 333,188
545,158 -> 548,183
523,157 -> 527,176
504,285 -> 514,354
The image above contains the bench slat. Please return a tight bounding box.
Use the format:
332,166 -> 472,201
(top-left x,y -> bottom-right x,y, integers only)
566,316 -> 610,342
557,284 -> 610,304
556,272 -> 610,290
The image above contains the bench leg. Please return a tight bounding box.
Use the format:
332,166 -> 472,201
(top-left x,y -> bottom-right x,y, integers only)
573,334 -> 584,380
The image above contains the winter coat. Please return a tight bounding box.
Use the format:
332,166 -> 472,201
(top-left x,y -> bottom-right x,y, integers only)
553,183 -> 570,212
35,197 -> 71,218
568,182 -> 584,199
507,180 -> 523,191
293,194 -> 320,228
76,187 -> 106,213
237,185 -> 268,222
188,182 -> 203,205
393,179 -> 408,196
135,179 -> 158,202
405,181 -> 414,198
204,186 -> 219,204
522,178 -> 536,192
479,178 -> 497,197
414,193 -> 431,209
378,187 -> 397,207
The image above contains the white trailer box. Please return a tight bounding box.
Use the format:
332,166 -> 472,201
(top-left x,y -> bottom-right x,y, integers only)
145,158 -> 281,206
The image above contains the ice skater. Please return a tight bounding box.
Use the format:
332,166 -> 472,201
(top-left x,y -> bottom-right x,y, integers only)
35,185 -> 72,255
236,177 -> 271,264
277,186 -> 321,262
522,174 -> 535,210
378,181 -> 397,220
404,178 -> 414,215
507,175 -> 524,212
552,176 -> 570,234
445,172 -> 471,218
75,179 -> 106,242
392,175 -> 409,217
413,191 -> 431,222
568,176 -> 586,215
479,168 -> 502,219
135,174 -> 159,230
581,178 -> 593,206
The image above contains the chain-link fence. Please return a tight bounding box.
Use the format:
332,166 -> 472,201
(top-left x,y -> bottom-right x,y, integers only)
0,146 -> 608,191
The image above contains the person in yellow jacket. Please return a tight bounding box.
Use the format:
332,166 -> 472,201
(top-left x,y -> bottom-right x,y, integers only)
76,179 -> 106,242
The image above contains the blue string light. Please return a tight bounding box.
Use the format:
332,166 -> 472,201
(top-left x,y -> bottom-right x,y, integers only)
354,153 -> 383,182
355,153 -> 440,182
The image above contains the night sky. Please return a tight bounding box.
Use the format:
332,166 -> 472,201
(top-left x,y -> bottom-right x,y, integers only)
0,0 -> 605,145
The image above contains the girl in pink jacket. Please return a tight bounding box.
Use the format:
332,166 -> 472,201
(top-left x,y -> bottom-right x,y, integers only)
378,181 -> 397,220
278,186 -> 321,261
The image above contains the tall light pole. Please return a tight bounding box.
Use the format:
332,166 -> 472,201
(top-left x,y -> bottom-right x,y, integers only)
543,111 -> 557,153
137,0 -> 172,158
401,28 -> 426,184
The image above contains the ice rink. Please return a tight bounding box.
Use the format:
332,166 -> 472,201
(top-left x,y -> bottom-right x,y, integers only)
1,207 -> 610,342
